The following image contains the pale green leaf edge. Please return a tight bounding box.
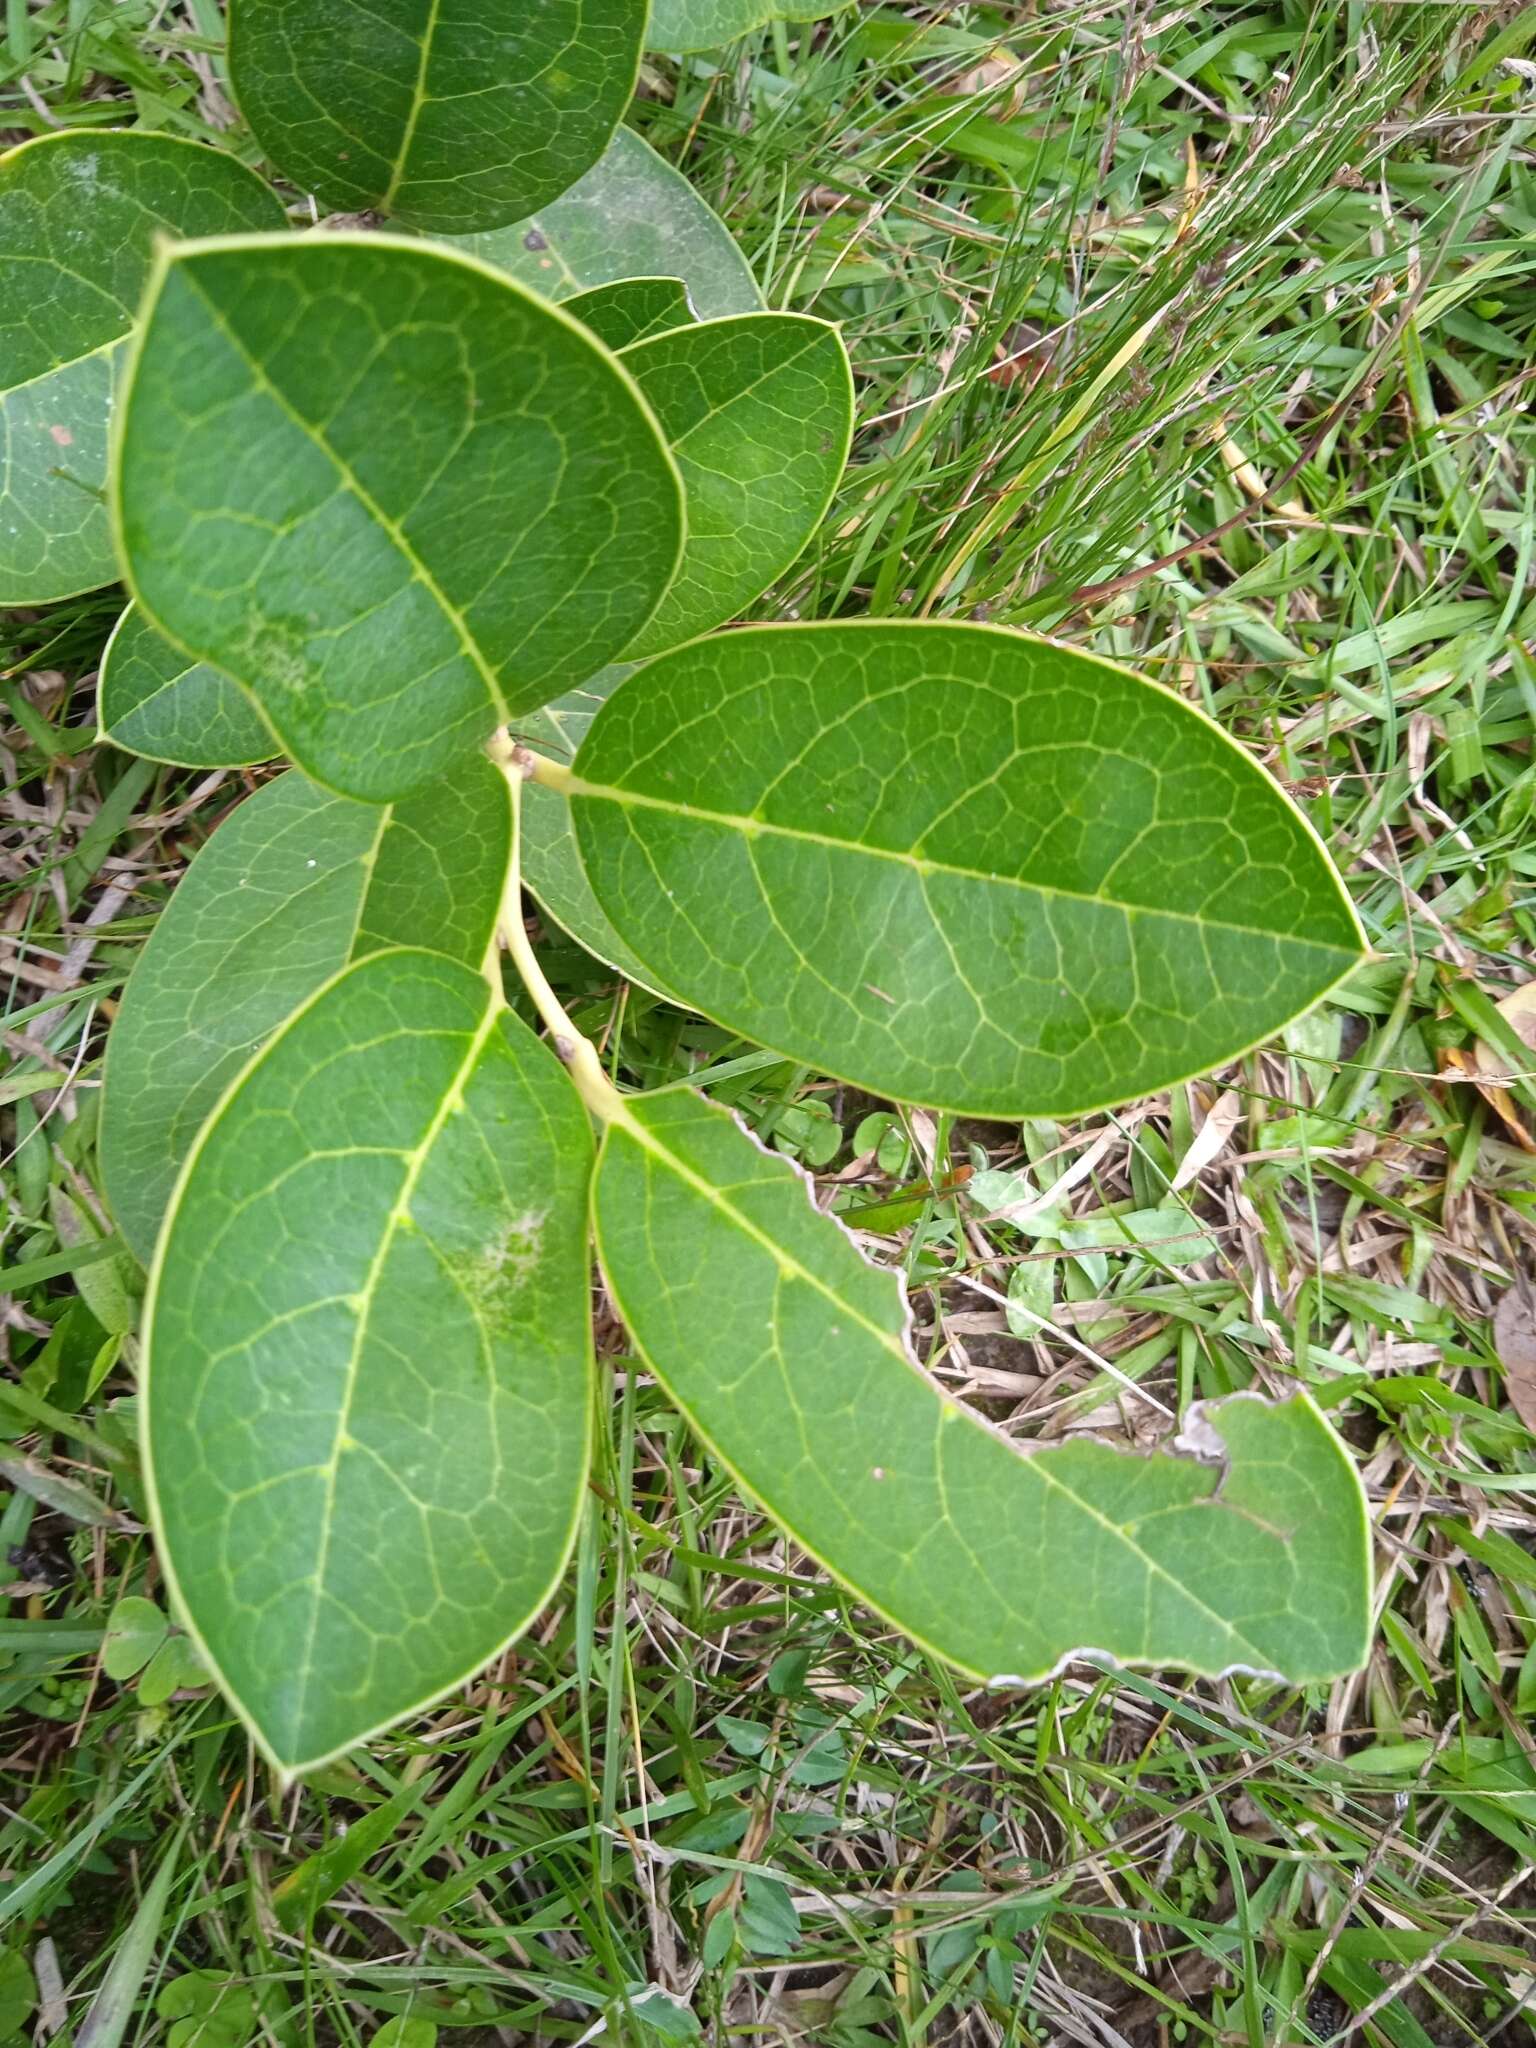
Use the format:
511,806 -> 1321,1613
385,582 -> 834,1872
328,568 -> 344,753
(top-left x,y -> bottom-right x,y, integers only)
568,617 -> 1371,1118
592,1092 -> 1374,1685
138,948 -> 596,1779
94,602 -> 279,768
107,229 -> 688,800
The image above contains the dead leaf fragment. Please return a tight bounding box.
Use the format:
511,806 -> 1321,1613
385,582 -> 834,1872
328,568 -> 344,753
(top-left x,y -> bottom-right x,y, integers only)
1170,1088 -> 1240,1191
1494,1284 -> 1536,1434
1442,976 -> 1536,1151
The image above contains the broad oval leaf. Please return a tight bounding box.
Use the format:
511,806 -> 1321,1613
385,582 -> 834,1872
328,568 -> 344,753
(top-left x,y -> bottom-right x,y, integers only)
145,948 -> 594,1771
619,313 -> 853,659
98,603 -> 276,768
518,667 -> 661,989
649,0 -> 852,52
569,623 -> 1366,1117
113,234 -> 685,801
452,127 -> 762,321
0,130 -> 284,605
566,277 -> 696,352
101,757 -> 511,1264
228,0 -> 646,232
595,1087 -> 1372,1683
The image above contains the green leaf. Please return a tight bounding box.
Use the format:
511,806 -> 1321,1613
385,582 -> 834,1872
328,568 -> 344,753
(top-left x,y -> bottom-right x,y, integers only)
101,757 -> 511,1264
144,948 -> 595,1772
593,1087 -> 1372,1683
568,623 -> 1366,1117
272,1773 -> 427,1931
228,0 -> 646,232
619,314 -> 853,658
101,1595 -> 168,1681
135,1632 -> 207,1707
46,1187 -> 137,1336
648,0 -> 852,53
371,2025 -> 437,2048
518,668 -> 665,988
451,127 -> 762,320
0,1951 -> 35,2044
113,234 -> 684,800
97,604 -> 276,768
567,277 -> 697,351
0,130 -> 285,605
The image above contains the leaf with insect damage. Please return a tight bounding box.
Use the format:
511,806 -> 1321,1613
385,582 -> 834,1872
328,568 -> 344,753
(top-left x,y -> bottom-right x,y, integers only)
594,1085 -> 1372,1683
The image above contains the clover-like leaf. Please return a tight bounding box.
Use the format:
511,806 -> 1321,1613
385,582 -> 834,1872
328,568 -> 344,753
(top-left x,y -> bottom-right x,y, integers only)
144,948 -> 594,1772
595,1087 -> 1372,1684
619,313 -> 853,658
648,0 -> 852,53
566,622 -> 1366,1117
452,127 -> 761,321
228,0 -> 646,232
566,277 -> 697,351
113,234 -> 684,800
98,603 -> 276,768
0,130 -> 284,605
101,759 -> 511,1263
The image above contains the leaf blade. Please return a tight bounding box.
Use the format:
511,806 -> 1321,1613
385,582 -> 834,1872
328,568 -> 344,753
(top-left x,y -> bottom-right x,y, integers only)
570,623 -> 1366,1116
228,0 -> 647,232
619,313 -> 853,658
648,0 -> 852,52
518,667 -> 664,987
0,130 -> 285,604
97,603 -> 277,768
451,127 -> 762,320
144,949 -> 594,1771
594,1088 -> 1371,1684
566,276 -> 697,351
113,233 -> 684,799
101,758 -> 512,1263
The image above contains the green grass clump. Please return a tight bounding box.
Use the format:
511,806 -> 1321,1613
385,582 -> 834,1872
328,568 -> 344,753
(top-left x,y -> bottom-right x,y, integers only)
4,4 -> 1536,2044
